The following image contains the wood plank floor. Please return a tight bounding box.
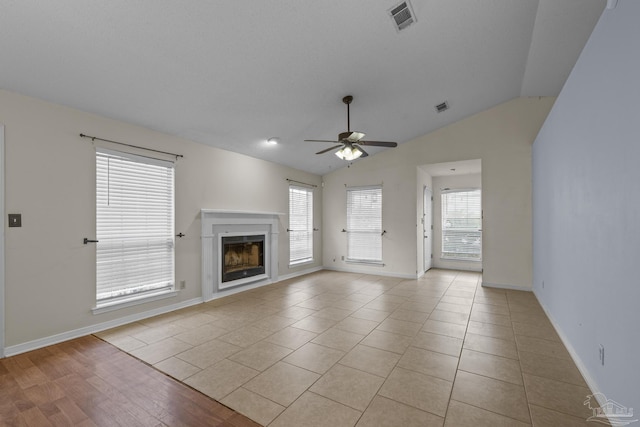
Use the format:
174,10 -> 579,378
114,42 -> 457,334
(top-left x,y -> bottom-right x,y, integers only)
0,335 -> 260,427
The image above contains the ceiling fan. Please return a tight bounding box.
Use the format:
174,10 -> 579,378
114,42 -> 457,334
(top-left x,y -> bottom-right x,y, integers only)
305,95 -> 398,161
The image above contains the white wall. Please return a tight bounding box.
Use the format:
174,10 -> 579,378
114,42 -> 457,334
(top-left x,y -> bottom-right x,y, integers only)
322,161 -> 418,277
432,173 -> 482,272
0,89 -> 322,350
532,0 -> 639,412
323,97 -> 553,287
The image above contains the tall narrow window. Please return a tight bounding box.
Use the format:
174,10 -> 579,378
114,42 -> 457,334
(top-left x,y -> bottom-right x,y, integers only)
441,189 -> 482,261
289,185 -> 313,265
96,149 -> 175,305
347,186 -> 382,263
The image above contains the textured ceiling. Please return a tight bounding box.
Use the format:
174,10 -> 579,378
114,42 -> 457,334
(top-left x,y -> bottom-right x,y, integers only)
0,0 -> 605,175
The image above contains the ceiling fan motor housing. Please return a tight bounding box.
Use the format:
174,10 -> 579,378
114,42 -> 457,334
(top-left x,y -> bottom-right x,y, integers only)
339,131 -> 365,142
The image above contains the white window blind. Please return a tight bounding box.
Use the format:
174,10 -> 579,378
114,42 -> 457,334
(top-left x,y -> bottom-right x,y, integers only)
289,185 -> 313,265
347,186 -> 382,263
96,149 -> 175,303
441,189 -> 482,261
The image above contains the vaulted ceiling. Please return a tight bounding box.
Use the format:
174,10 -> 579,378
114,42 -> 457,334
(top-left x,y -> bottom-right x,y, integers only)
0,0 -> 605,175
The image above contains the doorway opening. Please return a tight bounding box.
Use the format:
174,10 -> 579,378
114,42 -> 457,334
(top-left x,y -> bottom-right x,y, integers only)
419,159 -> 482,273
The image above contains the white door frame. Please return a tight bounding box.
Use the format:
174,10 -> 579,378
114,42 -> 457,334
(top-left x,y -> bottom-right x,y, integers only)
423,186 -> 433,273
0,125 -> 5,357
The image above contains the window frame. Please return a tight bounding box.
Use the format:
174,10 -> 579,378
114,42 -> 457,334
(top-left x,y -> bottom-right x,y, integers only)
346,185 -> 383,265
93,148 -> 176,312
288,184 -> 314,266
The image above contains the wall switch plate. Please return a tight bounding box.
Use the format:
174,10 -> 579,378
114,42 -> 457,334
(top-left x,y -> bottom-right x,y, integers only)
179,280 -> 186,290
599,344 -> 605,365
8,213 -> 22,227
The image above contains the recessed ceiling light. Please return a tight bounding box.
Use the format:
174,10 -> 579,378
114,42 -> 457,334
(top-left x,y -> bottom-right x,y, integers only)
266,137 -> 279,145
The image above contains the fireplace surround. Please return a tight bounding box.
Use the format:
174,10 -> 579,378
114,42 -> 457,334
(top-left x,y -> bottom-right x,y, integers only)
201,210 -> 280,300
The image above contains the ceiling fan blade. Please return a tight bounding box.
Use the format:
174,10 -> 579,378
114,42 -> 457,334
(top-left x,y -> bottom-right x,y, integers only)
316,145 -> 341,155
359,140 -> 398,147
305,139 -> 339,143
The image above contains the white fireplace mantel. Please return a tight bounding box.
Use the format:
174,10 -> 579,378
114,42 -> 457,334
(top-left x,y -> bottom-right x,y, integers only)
201,209 -> 282,301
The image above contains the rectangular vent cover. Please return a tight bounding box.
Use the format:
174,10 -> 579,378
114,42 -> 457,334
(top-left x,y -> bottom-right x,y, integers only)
435,101 -> 449,113
389,1 -> 416,32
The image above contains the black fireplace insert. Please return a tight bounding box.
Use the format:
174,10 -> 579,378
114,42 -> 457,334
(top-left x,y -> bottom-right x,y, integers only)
221,234 -> 266,283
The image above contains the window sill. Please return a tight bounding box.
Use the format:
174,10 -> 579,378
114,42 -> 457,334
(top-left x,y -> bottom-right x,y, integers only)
346,259 -> 384,266
289,259 -> 314,268
92,289 -> 178,315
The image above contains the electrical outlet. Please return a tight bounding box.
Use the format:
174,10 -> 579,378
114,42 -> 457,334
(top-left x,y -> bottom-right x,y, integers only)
341,255 -> 345,261
599,344 -> 605,366
542,280 -> 545,289
180,280 -> 186,290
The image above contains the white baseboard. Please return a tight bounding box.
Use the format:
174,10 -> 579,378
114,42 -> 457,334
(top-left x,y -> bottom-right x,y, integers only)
323,265 -> 416,280
482,281 -> 532,291
433,264 -> 483,273
3,297 -> 203,357
532,291 -> 610,418
279,266 -> 324,282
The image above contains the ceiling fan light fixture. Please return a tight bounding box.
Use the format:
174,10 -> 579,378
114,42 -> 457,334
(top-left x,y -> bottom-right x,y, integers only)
335,145 -> 363,161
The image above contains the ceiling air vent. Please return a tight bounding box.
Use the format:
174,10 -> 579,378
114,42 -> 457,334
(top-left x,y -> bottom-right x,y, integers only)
389,1 -> 417,32
435,101 -> 449,113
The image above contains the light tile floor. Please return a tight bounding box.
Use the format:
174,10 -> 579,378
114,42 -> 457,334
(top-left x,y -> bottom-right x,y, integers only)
96,269 -> 595,426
